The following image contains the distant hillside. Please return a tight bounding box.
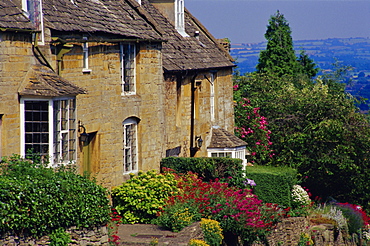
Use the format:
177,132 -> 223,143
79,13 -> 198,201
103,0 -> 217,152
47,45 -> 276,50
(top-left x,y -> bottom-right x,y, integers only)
231,37 -> 370,111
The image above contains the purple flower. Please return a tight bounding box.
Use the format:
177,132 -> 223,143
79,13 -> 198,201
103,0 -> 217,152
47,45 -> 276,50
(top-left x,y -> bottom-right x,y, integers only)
244,178 -> 256,187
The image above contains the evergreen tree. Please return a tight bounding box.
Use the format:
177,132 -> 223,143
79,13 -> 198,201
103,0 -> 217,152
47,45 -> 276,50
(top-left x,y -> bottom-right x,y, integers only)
298,50 -> 319,78
257,11 -> 318,78
257,11 -> 299,76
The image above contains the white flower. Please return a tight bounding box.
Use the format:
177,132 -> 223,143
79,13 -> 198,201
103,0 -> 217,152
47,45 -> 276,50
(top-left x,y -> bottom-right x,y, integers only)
291,185 -> 311,206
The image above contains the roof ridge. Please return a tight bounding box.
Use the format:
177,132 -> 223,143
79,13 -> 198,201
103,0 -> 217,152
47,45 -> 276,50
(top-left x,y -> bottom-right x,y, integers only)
184,8 -> 234,63
126,0 -> 165,37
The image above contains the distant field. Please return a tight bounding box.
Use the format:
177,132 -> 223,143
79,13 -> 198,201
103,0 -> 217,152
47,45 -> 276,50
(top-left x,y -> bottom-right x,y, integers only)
231,37 -> 370,75
230,37 -> 370,111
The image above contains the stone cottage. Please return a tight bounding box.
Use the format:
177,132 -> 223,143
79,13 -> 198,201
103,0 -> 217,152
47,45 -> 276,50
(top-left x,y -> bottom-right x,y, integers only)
0,0 -> 247,187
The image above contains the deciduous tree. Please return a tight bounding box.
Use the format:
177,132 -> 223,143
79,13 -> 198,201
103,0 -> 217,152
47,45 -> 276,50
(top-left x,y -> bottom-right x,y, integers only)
234,71 -> 370,211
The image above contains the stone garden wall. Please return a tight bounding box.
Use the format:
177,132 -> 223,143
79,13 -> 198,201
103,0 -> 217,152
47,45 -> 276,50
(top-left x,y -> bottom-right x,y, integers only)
0,225 -> 108,246
252,217 -> 356,246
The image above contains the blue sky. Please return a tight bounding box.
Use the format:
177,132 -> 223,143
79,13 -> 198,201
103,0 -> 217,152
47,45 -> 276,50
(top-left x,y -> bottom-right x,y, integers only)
185,0 -> 370,43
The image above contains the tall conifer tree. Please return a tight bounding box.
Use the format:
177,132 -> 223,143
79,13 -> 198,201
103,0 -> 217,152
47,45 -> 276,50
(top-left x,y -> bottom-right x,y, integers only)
257,11 -> 302,77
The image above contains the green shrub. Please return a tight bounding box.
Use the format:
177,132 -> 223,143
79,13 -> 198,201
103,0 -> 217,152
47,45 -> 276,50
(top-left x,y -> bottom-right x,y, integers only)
297,233 -> 314,246
0,154 -> 110,236
245,165 -> 297,208
154,203 -> 201,232
112,170 -> 179,224
49,228 -> 71,246
161,157 -> 245,187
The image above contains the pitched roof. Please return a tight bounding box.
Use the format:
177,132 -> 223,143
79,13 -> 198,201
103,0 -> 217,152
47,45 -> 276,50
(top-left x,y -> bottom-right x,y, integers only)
18,65 -> 86,97
42,0 -> 162,40
208,127 -> 247,148
141,0 -> 235,72
0,0 -> 35,31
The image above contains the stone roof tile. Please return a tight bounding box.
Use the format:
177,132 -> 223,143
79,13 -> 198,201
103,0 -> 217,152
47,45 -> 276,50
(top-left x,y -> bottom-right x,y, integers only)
0,0 -> 35,30
19,65 -> 87,97
42,0 -> 162,40
141,0 -> 235,72
209,127 -> 247,148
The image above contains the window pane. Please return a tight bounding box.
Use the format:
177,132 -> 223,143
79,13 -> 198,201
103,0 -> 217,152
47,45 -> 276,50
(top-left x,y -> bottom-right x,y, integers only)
123,120 -> 137,173
121,44 -> 135,93
53,99 -> 77,164
24,101 -> 49,158
211,153 -> 217,157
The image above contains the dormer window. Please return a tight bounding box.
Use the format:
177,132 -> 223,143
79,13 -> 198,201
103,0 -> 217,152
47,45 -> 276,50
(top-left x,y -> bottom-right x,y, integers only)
175,0 -> 188,37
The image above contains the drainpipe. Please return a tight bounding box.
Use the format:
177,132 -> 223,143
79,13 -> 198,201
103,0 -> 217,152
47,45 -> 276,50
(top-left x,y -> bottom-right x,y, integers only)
32,32 -> 54,72
190,74 -> 198,157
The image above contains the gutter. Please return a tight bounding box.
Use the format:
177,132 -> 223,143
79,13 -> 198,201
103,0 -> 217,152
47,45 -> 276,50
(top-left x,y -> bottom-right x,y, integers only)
0,27 -> 35,33
51,37 -> 167,44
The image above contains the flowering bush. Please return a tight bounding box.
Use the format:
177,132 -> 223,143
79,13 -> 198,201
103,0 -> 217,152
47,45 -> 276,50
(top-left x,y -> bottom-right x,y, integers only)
157,171 -> 285,245
318,204 -> 348,233
188,239 -> 210,246
336,203 -> 369,234
108,209 -> 121,245
363,229 -> 370,242
291,185 -> 311,207
112,170 -> 179,224
200,218 -> 223,246
282,185 -> 312,217
244,178 -> 257,187
234,97 -> 274,164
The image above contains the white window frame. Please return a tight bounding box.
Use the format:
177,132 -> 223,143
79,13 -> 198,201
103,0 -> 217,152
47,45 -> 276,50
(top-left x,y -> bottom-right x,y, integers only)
136,0 -> 141,5
22,0 -> 29,16
175,0 -> 189,37
53,99 -> 77,165
208,146 -> 247,170
123,118 -> 138,174
82,37 -> 92,73
120,43 -> 136,95
20,98 -> 77,166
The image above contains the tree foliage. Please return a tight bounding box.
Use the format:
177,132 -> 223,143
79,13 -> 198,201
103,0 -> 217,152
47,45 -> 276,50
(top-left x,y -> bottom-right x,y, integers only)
256,11 -> 318,78
233,71 -> 370,211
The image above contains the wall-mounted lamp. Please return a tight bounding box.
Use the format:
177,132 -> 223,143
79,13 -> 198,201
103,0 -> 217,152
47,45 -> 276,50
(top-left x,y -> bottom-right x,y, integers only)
195,136 -> 203,148
78,121 -> 89,143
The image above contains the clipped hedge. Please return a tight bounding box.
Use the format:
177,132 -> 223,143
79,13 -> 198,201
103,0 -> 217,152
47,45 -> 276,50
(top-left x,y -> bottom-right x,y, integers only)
160,157 -> 245,187
0,155 -> 110,237
245,165 -> 297,208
